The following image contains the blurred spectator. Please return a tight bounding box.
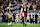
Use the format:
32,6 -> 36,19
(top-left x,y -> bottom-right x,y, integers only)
2,13 -> 6,22
39,8 -> 40,10
0,10 -> 2,13
36,7 -> 39,10
5,15 -> 8,22
35,13 -> 38,24
38,11 -> 40,24
13,13 -> 16,23
30,12 -> 34,24
3,4 -> 7,10
27,10 -> 30,22
32,2 -> 36,10
29,5 -> 33,10
0,3 -> 1,6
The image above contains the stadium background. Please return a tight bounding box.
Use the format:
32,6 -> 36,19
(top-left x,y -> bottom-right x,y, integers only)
0,0 -> 40,27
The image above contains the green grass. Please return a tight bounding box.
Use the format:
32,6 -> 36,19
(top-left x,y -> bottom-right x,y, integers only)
0,23 -> 40,27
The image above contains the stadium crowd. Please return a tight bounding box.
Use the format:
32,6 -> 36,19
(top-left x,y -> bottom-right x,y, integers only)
0,0 -> 40,24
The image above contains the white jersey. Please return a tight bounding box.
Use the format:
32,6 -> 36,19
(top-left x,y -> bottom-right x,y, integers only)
20,13 -> 22,19
37,13 -> 40,17
27,3 -> 31,8
27,13 -> 29,18
4,12 -> 8,15
16,14 -> 18,17
31,13 -> 33,18
22,12 -> 24,17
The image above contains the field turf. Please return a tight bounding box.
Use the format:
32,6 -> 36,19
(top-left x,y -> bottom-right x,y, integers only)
0,23 -> 40,27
